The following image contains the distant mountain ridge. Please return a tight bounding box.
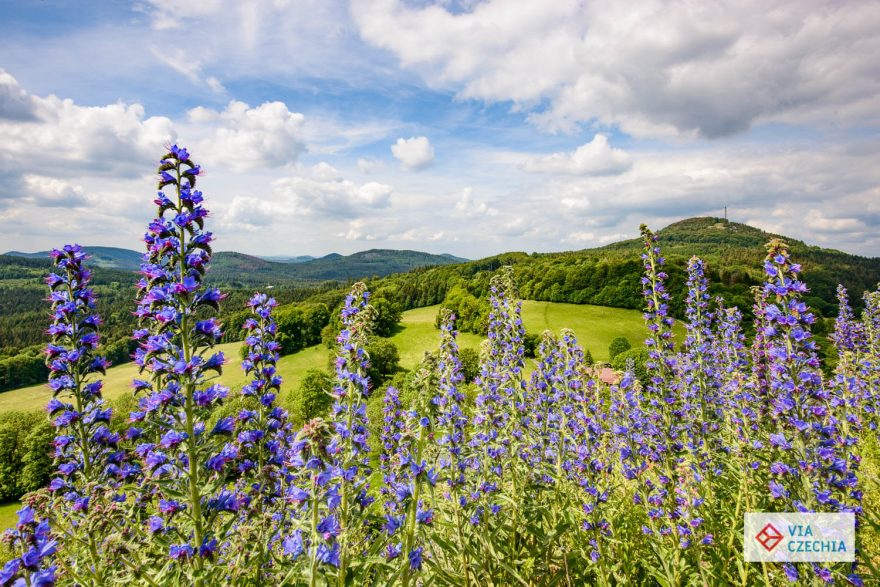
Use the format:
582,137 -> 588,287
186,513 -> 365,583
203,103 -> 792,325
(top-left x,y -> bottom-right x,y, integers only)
2,247 -> 469,285
259,255 -> 316,264
208,249 -> 469,286
5,246 -> 143,271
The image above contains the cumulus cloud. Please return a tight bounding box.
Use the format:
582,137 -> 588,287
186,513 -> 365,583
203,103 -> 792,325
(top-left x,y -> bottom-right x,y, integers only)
522,134 -> 632,175
353,0 -> 880,138
357,158 -> 380,174
563,231 -> 596,245
221,196 -> 278,231
22,175 -> 90,208
391,136 -> 435,170
0,70 -> 36,121
454,187 -> 496,217
272,175 -> 392,219
309,162 -> 342,181
340,218 -> 384,241
519,140 -> 880,254
187,101 -> 306,172
0,71 -> 175,177
395,228 -> 446,242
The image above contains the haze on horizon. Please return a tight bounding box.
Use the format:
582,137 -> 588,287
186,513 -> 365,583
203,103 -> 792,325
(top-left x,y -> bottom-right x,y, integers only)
0,0 -> 878,259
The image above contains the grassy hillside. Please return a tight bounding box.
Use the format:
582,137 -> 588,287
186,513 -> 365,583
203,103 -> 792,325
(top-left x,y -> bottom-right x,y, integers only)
0,301 -> 658,415
0,342 -> 329,414
0,502 -> 18,534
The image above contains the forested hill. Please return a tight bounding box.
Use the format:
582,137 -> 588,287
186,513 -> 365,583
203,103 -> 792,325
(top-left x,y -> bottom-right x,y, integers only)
5,246 -> 143,271
3,247 -> 467,286
359,217 -> 880,328
207,249 -> 468,286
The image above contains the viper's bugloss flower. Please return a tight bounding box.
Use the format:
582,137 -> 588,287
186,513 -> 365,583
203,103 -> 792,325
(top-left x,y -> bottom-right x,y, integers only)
636,226 -> 709,552
0,507 -> 57,586
325,282 -> 376,580
409,546 -> 423,570
471,266 -> 526,514
682,257 -> 724,450
129,146 -> 232,579
45,245 -> 127,493
758,240 -> 861,582
235,292 -> 287,503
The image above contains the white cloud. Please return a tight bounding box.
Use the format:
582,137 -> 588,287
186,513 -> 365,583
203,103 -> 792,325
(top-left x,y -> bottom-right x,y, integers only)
563,231 -> 596,245
0,69 -> 36,121
391,136 -> 435,170
186,101 -> 306,172
353,0 -> 880,138
454,187 -> 496,217
0,72 -> 176,178
221,196 -> 278,231
340,218 -> 383,241
272,175 -> 392,219
518,140 -> 880,254
22,175 -> 90,208
522,134 -> 632,175
140,0 -> 225,30
395,228 -> 446,242
310,162 -> 342,181
357,157 -> 380,174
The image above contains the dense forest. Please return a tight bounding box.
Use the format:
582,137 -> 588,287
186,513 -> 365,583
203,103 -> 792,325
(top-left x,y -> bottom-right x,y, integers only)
1,216 -> 877,393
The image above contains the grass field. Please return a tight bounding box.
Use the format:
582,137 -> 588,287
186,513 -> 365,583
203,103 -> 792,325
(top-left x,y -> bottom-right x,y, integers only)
0,301 -> 661,416
0,502 -> 19,534
520,300 -> 666,362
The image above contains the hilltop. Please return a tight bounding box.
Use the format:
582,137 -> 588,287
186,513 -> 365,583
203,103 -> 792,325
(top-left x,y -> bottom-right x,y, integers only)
357,217 -> 880,322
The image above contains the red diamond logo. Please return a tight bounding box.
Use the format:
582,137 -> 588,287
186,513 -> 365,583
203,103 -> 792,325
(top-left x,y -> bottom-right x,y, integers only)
755,523 -> 784,552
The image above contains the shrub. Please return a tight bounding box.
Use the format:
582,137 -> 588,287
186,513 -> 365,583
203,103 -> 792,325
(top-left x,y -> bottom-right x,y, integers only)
459,347 -> 480,383
365,336 -> 401,386
523,332 -> 540,358
0,411 -> 42,500
610,346 -> 649,387
608,335 -> 632,360
19,419 -> 54,494
291,368 -> 334,426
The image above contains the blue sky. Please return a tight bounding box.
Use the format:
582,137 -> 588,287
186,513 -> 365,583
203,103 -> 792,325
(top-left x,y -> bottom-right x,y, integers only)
1,0 -> 878,258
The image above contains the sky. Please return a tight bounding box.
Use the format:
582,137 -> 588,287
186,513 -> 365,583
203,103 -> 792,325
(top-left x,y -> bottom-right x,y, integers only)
0,0 -> 878,259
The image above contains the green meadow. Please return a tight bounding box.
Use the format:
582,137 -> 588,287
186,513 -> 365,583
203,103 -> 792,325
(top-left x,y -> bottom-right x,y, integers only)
0,301 -> 668,416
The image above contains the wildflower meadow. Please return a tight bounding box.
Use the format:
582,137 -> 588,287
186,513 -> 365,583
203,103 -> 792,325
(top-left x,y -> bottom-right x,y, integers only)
2,146 -> 879,586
